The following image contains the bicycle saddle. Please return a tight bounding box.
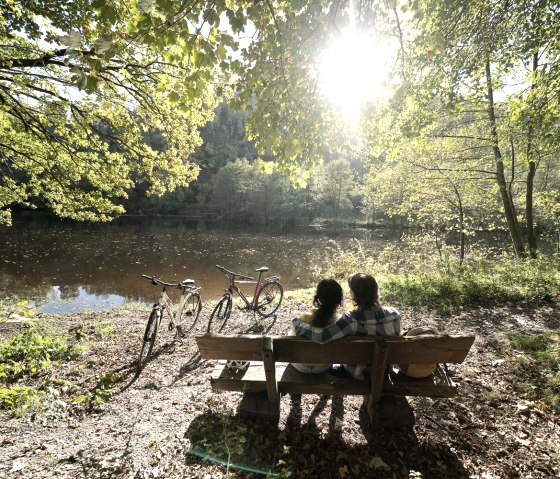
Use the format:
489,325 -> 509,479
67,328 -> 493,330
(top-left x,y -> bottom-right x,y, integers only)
180,279 -> 195,285
255,266 -> 269,272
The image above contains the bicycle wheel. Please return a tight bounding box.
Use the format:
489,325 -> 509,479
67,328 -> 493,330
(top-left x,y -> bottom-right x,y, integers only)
138,309 -> 160,371
256,281 -> 283,317
207,295 -> 232,333
176,292 -> 202,336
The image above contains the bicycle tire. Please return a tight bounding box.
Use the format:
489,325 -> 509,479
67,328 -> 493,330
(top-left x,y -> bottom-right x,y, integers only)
207,295 -> 232,333
176,292 -> 202,336
138,309 -> 160,370
255,281 -> 283,317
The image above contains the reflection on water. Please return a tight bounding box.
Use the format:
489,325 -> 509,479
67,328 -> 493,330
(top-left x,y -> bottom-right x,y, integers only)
42,286 -> 127,314
1,214 -> 393,314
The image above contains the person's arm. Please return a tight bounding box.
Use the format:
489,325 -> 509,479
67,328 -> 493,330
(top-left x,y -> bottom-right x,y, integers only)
290,311 -> 314,335
375,307 -> 402,336
292,311 -> 356,343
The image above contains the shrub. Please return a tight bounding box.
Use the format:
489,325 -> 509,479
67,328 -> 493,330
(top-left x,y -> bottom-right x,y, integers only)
311,238 -> 560,311
0,324 -> 85,381
0,386 -> 44,416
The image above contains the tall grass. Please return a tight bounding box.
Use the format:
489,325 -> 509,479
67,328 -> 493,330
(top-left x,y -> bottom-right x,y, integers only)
312,236 -> 560,311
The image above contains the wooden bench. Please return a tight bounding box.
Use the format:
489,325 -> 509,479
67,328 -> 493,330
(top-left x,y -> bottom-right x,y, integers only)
195,333 -> 475,428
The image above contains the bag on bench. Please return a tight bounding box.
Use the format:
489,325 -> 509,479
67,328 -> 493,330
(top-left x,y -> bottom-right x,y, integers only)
398,326 -> 440,378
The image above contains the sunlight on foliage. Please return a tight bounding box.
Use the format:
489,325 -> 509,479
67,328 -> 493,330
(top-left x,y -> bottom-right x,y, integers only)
312,237 -> 560,311
0,324 -> 85,381
0,386 -> 44,417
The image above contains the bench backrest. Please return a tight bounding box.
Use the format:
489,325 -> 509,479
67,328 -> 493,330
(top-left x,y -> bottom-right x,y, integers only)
195,334 -> 475,365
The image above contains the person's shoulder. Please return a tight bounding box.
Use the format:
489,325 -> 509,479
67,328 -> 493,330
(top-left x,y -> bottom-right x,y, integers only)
381,306 -> 401,316
337,310 -> 357,322
299,311 -> 315,323
361,305 -> 400,320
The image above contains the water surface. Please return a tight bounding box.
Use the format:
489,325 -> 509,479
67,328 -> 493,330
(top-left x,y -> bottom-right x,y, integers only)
1,215 -> 392,313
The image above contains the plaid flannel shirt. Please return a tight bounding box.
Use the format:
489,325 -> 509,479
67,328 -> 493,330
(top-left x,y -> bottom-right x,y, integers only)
291,305 -> 402,379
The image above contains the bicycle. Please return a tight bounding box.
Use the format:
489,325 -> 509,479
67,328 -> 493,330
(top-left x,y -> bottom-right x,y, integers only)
137,274 -> 202,371
207,265 -> 283,333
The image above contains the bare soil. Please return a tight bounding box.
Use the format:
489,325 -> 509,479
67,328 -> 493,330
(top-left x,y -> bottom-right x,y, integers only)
0,300 -> 559,479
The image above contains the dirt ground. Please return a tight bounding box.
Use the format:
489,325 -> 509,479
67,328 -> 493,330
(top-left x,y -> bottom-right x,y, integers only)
0,299 -> 559,479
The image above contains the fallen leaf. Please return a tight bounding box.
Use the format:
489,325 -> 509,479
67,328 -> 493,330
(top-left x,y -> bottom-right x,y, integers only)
11,460 -> 25,472
369,456 -> 390,470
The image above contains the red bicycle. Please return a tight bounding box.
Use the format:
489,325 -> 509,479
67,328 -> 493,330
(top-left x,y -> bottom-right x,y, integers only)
206,265 -> 283,333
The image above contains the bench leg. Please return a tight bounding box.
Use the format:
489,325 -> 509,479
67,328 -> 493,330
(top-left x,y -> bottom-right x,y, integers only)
363,395 -> 415,429
239,392 -> 280,423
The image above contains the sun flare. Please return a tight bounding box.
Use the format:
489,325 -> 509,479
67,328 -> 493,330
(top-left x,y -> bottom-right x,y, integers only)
318,31 -> 389,121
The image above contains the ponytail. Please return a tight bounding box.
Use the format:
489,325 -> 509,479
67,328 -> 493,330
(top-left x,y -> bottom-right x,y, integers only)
312,279 -> 343,327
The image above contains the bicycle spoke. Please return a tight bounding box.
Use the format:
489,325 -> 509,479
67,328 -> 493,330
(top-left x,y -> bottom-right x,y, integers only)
255,281 -> 283,317
177,292 -> 202,336
137,310 -> 160,371
207,296 -> 232,333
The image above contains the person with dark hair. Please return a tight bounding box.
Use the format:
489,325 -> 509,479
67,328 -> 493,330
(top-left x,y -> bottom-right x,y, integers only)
291,279 -> 344,373
292,272 -> 402,379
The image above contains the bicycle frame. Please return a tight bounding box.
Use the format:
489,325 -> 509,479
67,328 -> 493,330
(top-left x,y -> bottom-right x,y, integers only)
156,288 -> 176,322
159,285 -> 200,321
207,265 -> 282,332
138,274 -> 202,371
224,270 -> 278,310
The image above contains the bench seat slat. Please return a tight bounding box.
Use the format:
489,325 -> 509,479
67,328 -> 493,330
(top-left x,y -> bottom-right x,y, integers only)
211,361 -> 370,395
383,365 -> 457,398
210,361 -> 458,398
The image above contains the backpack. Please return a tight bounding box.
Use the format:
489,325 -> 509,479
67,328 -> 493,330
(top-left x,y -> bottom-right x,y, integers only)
398,326 -> 440,378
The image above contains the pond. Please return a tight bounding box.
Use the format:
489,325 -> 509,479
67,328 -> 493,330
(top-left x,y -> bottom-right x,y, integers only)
1,214 -> 397,314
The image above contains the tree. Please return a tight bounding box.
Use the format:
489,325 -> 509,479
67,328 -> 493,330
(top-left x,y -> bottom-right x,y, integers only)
367,127 -> 503,264
3,0 -> 559,243
1,0 -> 356,224
389,0 -> 560,256
0,0 -> 234,225
312,159 -> 356,223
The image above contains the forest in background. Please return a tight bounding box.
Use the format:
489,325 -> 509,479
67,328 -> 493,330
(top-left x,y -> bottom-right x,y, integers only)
124,96 -> 560,264
125,101 -> 366,229
1,1 -> 559,262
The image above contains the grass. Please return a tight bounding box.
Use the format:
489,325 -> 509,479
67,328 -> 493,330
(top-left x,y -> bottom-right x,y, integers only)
283,289 -> 315,307
0,322 -> 119,416
504,332 -> 560,411
312,238 -> 560,313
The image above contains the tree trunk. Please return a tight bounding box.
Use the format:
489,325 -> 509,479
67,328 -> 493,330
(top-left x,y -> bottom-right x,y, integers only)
485,59 -> 526,257
525,51 -> 539,258
452,184 -> 465,267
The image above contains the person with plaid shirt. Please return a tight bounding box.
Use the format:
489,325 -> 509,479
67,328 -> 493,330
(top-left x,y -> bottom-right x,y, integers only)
291,272 -> 402,379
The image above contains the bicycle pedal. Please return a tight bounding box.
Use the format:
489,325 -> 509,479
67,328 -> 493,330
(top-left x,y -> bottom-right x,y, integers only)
176,326 -> 186,338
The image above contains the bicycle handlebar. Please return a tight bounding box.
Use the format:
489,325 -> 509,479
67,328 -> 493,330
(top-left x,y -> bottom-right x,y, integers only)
215,265 -> 254,281
142,274 -> 195,288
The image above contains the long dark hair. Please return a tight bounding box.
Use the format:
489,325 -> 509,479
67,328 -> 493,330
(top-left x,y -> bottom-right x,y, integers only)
348,273 -> 379,309
312,279 -> 343,327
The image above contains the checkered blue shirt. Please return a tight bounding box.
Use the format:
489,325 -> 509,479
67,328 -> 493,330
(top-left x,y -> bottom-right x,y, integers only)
291,306 -> 402,379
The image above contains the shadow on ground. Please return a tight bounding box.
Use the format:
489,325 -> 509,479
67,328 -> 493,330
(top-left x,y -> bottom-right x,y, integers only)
184,402 -> 470,479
